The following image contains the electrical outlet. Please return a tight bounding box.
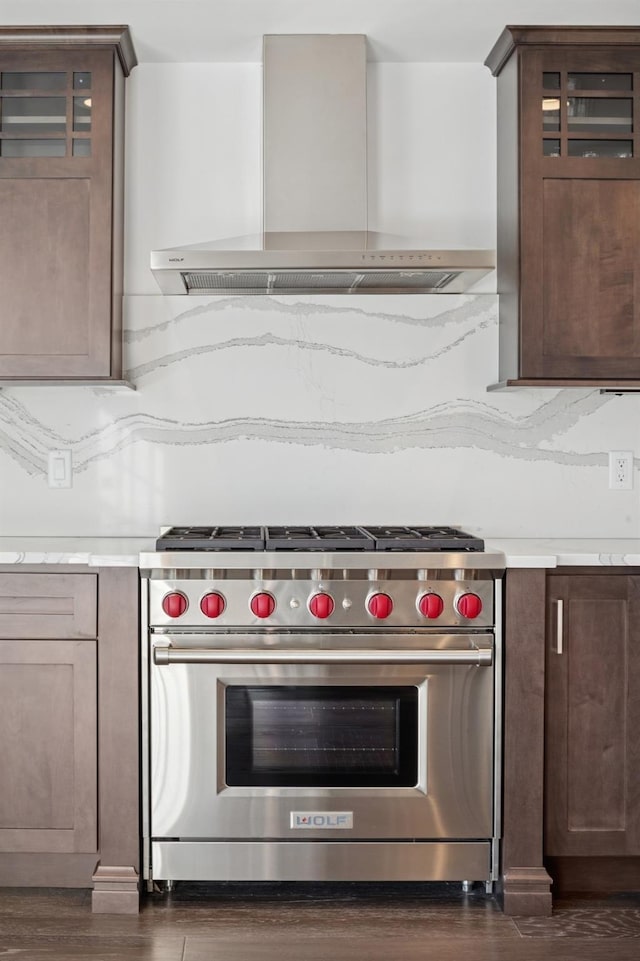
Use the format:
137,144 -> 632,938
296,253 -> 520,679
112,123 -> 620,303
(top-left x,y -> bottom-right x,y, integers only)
608,450 -> 633,490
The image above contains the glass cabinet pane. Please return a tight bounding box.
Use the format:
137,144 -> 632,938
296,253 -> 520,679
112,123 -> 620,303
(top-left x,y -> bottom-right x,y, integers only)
567,73 -> 632,91
73,96 -> 91,131
543,97 -> 560,131
543,72 -> 560,90
73,72 -> 91,90
568,140 -> 633,158
567,98 -> 632,134
1,72 -> 66,90
0,96 -> 66,134
1,139 -> 66,157
543,139 -> 561,157
72,138 -> 91,157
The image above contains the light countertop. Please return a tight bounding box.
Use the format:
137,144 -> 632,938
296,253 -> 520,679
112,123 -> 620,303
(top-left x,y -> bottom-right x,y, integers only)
485,538 -> 640,569
0,536 -> 639,568
0,537 -> 155,567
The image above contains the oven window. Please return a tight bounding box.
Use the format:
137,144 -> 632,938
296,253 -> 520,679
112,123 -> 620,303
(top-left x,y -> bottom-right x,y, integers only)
225,686 -> 418,787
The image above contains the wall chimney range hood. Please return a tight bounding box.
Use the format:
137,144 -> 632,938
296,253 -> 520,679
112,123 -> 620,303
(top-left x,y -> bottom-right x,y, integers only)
150,35 -> 494,296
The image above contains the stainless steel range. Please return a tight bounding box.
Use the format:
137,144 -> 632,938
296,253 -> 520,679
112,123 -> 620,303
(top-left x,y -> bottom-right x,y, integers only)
140,526 -> 505,890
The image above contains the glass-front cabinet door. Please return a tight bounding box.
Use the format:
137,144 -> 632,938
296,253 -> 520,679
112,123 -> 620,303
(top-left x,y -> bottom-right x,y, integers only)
488,28 -> 640,391
541,66 -> 635,159
0,67 -> 92,158
0,36 -> 124,380
513,41 -> 640,382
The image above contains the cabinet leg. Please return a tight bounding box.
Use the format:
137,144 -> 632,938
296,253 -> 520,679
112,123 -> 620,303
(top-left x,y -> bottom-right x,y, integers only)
92,864 -> 140,914
502,867 -> 553,916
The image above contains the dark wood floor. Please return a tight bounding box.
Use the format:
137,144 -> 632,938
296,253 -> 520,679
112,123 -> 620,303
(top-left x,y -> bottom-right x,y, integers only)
1,883 -> 640,960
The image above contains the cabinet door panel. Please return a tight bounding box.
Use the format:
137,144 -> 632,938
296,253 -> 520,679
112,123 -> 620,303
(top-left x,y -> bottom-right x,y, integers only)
564,597 -> 626,832
0,639 -> 97,853
545,574 -> 640,855
538,179 -> 640,377
0,178 -> 91,366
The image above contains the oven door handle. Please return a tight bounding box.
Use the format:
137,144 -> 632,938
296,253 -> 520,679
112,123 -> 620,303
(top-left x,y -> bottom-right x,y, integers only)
152,647 -> 492,666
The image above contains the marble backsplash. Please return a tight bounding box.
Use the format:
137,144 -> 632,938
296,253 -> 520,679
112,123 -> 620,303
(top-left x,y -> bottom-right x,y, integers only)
0,293 -> 638,537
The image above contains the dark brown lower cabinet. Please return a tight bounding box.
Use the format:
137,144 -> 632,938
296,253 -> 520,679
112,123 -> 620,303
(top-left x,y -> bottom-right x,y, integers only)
502,568 -> 640,915
544,573 -> 640,858
0,567 -> 140,912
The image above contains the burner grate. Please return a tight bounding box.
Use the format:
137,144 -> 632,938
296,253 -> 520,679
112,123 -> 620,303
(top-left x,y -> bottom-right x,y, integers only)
155,526 -> 265,550
155,525 -> 484,552
358,526 -> 484,551
264,526 -> 374,551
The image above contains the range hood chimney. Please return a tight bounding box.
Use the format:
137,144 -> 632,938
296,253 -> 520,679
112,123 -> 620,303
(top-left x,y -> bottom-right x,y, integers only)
151,35 -> 494,296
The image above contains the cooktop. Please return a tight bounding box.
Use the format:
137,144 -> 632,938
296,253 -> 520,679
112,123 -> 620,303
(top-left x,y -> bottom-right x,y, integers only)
155,525 -> 485,552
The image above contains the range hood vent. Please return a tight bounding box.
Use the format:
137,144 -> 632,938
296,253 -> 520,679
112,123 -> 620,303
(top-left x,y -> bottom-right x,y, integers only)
183,268 -> 458,295
151,35 -> 494,296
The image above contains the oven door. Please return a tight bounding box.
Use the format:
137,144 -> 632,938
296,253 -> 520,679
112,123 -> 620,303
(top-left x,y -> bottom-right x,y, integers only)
149,633 -> 494,841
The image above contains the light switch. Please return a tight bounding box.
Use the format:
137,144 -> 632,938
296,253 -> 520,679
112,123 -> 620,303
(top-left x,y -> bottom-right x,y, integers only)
48,450 -> 73,489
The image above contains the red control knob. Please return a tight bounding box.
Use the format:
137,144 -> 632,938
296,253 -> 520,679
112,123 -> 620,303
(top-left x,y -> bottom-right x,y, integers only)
162,591 -> 188,618
309,593 -> 335,619
419,593 -> 444,619
200,592 -> 225,618
457,593 -> 482,619
251,592 -> 276,618
368,592 -> 393,619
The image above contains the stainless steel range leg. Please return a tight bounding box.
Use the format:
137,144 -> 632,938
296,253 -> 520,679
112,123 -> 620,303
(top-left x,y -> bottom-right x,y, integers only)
461,880 -> 473,893
162,880 -> 175,894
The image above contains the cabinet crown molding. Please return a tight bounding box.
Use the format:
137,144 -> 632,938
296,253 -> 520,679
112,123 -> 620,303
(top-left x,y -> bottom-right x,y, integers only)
0,25 -> 137,75
485,25 -> 640,76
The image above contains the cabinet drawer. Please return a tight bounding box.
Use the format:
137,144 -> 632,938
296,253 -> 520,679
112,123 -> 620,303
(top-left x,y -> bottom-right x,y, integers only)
0,573 -> 97,639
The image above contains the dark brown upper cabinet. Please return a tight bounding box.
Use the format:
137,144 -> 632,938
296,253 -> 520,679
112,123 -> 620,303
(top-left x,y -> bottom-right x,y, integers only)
486,26 -> 640,389
0,27 -> 136,384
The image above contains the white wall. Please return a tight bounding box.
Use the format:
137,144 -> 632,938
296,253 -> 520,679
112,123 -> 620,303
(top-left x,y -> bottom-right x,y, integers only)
1,61 -> 639,537
126,64 -> 263,295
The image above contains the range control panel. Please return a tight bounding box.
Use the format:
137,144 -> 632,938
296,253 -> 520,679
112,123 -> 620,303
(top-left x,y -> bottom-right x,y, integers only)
149,577 -> 495,630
